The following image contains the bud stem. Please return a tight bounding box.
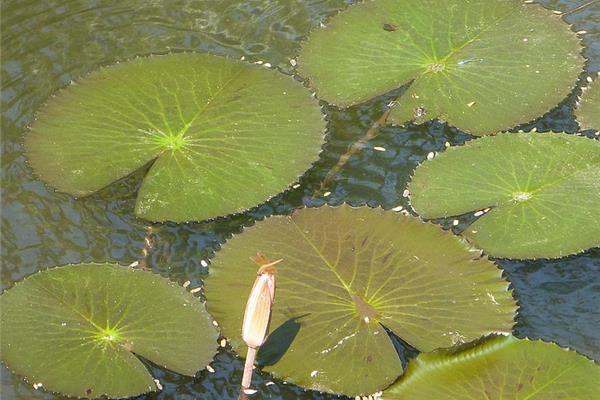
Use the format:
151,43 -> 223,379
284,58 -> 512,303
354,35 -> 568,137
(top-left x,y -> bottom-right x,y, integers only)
240,347 -> 257,396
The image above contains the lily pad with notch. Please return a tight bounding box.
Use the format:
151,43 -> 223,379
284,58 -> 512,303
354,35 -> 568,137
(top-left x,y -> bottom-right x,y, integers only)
383,335 -> 600,399
408,132 -> 600,259
0,263 -> 219,399
576,73 -> 600,132
25,53 -> 326,222
204,205 -> 516,396
297,0 -> 583,135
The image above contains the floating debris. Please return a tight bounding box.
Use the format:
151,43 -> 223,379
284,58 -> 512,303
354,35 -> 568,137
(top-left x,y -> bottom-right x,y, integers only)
373,146 -> 386,152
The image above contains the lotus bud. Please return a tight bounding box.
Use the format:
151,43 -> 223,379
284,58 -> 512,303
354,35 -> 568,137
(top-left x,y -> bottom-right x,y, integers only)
240,254 -> 282,393
242,254 -> 281,348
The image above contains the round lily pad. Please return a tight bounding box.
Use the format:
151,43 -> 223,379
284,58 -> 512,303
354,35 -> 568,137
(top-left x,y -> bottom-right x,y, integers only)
25,53 -> 326,222
576,74 -> 600,131
0,263 -> 218,399
383,335 -> 600,399
408,132 -> 600,259
297,0 -> 583,135
204,205 -> 516,396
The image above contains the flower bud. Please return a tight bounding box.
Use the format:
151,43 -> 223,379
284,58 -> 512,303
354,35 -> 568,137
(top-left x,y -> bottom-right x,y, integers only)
242,255 -> 281,349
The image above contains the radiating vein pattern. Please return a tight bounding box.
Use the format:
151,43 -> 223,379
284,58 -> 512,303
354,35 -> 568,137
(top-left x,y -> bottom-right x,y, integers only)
384,336 -> 600,399
298,0 -> 583,135
25,53 -> 326,222
409,132 -> 600,259
205,205 -> 515,396
0,263 -> 218,398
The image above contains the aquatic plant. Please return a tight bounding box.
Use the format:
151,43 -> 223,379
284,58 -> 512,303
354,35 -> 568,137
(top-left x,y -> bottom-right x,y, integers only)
408,132 -> 600,259
383,335 -> 600,399
297,0 -> 584,135
240,254 -> 280,394
25,53 -> 326,222
204,205 -> 516,396
0,263 -> 218,398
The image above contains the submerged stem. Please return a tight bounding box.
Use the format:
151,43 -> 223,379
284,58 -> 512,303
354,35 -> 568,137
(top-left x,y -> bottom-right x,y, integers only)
316,103 -> 396,195
562,0 -> 599,16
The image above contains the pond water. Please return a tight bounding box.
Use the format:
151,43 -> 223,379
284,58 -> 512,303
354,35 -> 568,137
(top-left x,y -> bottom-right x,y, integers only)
1,0 -> 599,399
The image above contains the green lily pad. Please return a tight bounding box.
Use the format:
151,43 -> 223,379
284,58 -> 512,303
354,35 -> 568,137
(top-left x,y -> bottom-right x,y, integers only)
204,205 -> 516,396
408,132 -> 600,259
297,0 -> 583,135
383,335 -> 600,399
576,74 -> 600,131
0,263 -> 218,399
25,53 -> 325,222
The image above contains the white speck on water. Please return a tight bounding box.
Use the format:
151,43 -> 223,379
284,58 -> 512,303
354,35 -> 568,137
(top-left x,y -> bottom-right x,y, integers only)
129,260 -> 139,267
292,183 -> 301,189
427,152 -> 435,160
402,189 -> 410,198
373,146 -> 386,152
220,338 -> 227,347
392,206 -> 403,212
323,191 -> 331,197
452,219 -> 459,226
577,30 -> 587,35
190,287 -> 201,294
207,365 -> 215,373
244,388 -> 258,395
266,381 -> 275,386
154,379 -> 163,391
474,211 -> 484,217
183,280 -> 191,288
201,260 -> 208,267
33,383 -> 43,390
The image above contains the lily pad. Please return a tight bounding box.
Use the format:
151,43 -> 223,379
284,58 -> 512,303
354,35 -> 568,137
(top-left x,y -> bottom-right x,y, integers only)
0,263 -> 218,399
383,335 -> 600,399
297,0 -> 583,135
25,53 -> 325,222
576,74 -> 600,131
204,205 -> 516,396
408,132 -> 600,259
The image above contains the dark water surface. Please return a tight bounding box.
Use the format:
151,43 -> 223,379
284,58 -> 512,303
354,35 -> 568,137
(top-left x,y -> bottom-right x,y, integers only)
1,0 -> 599,399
